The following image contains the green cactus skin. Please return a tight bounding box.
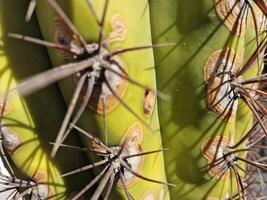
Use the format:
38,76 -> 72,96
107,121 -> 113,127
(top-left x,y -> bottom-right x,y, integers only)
235,2 -> 266,152
0,0 -> 93,199
34,0 -> 170,199
150,0 -> 266,199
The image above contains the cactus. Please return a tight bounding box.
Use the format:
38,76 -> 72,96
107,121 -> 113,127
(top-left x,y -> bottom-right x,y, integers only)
0,0 -> 267,199
10,0 -> 172,199
150,0 -> 267,199
0,0 -> 93,199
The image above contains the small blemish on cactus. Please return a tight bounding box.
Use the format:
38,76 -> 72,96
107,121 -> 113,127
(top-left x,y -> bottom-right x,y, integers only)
107,14 -> 127,43
53,15 -> 84,59
201,136 -> 233,178
33,171 -> 48,182
204,48 -> 242,82
204,48 -> 242,122
0,99 -> 12,116
1,126 -> 22,154
143,90 -> 156,117
214,0 -> 248,36
117,122 -> 143,187
141,190 -> 156,200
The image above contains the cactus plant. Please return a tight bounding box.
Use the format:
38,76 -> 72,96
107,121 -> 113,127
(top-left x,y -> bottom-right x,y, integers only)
9,0 -> 172,199
150,0 -> 267,199
0,0 -> 94,199
0,0 -> 267,199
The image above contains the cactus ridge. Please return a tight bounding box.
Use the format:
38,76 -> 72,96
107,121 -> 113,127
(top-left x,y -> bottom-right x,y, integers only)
202,1 -> 267,197
205,4 -> 267,195
10,0 -> 168,160
148,0 -> 267,198
6,0 -> 171,199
